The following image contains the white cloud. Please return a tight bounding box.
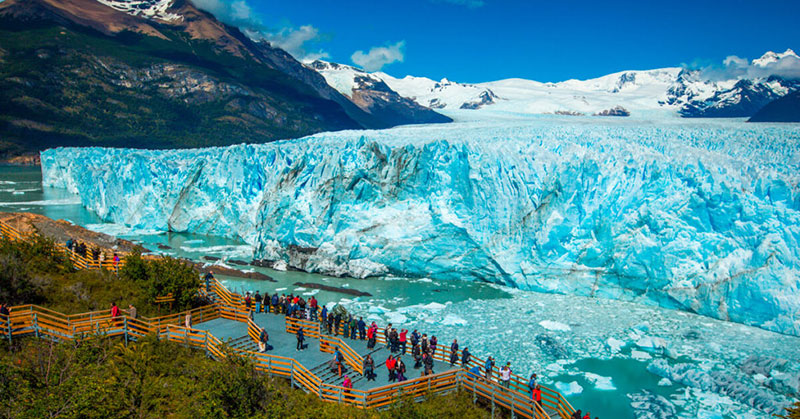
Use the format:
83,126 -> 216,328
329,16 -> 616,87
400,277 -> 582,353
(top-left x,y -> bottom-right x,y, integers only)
702,49 -> 800,81
265,25 -> 330,62
351,41 -> 406,72
193,0 -> 328,62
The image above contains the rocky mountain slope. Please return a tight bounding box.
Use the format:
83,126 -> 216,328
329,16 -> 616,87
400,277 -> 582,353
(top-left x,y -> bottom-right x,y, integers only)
308,61 -> 451,126
0,0 -> 449,158
748,90 -> 800,122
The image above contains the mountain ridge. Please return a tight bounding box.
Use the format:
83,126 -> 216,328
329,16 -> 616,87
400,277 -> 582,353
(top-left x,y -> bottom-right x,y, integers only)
0,0 -> 450,158
312,51 -> 800,119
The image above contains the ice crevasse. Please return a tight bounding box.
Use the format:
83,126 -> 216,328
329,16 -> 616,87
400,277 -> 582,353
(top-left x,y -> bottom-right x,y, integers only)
40,119 -> 800,336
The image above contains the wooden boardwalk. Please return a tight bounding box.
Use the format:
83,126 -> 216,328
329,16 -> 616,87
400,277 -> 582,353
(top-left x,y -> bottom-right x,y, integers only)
0,219 -> 575,418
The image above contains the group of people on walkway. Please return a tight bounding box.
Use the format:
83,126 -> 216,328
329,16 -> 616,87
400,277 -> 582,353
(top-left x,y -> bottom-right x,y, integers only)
237,285 -> 590,415
244,290 -> 319,321
65,238 -> 120,271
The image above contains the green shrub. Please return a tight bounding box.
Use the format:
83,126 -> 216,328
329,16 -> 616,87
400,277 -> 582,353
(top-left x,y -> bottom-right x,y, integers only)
122,251 -> 200,311
0,336 -> 491,419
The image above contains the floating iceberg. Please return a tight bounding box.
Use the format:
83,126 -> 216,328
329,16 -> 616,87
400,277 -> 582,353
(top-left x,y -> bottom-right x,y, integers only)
555,381 -> 584,396
539,320 -> 571,332
41,118 -> 800,336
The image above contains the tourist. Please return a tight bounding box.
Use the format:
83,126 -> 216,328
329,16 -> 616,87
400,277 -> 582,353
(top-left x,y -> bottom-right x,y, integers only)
421,333 -> 429,353
321,305 -> 328,329
110,302 -> 121,326
343,375 -> 353,400
500,362 -> 512,388
66,238 -> 73,251
254,291 -> 262,313
244,292 -> 252,311
357,317 -> 366,340
532,384 -> 543,411
412,343 -> 422,369
185,313 -> 192,328
396,357 -> 407,382
332,347 -> 344,376
349,316 -> 357,339
127,304 -> 137,319
484,356 -> 495,380
468,365 -> 482,379
389,328 -> 399,353
327,312 -> 335,334
528,373 -> 538,394
296,326 -> 305,351
461,347 -> 471,368
384,323 -> 392,348
399,329 -> 408,354
423,351 -> 434,375
366,323 -> 376,349
449,339 -> 459,366
363,354 -> 375,381
113,253 -> 119,274
259,327 -> 269,352
271,292 -> 279,314
309,296 -> 318,320
582,412 -> 591,419
0,302 -> 10,317
410,329 -> 420,348
334,312 -> 342,336
386,355 -> 397,382
204,271 -> 214,292
571,410 -> 582,419
430,335 -> 438,358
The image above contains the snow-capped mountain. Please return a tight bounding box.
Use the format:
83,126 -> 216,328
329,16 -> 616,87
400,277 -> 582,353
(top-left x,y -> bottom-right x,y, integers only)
307,61 -> 451,125
313,50 -> 800,119
311,60 -> 498,110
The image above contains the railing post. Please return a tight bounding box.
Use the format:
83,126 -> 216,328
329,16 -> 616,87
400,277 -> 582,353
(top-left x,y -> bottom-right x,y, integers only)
338,388 -> 342,404
268,357 -> 272,377
491,386 -> 496,418
511,392 -> 516,418
205,333 -> 209,357
123,317 -> 129,345
290,361 -> 295,388
33,313 -> 39,338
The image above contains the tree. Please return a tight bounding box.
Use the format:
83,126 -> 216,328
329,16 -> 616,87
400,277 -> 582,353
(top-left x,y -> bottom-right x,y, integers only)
121,252 -> 200,311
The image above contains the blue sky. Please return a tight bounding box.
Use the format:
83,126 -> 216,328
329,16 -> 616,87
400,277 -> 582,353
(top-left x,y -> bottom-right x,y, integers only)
197,0 -> 800,83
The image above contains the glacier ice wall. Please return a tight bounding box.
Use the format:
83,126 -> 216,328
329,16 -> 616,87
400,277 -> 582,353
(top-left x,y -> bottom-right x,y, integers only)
40,118 -> 800,336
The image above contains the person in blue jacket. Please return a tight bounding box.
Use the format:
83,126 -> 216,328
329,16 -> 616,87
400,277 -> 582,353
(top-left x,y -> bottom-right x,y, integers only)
321,305 -> 328,330
484,356 -> 495,380
357,317 -> 366,340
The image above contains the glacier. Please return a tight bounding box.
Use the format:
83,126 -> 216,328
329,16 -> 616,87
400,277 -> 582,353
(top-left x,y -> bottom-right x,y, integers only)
40,116 -> 800,336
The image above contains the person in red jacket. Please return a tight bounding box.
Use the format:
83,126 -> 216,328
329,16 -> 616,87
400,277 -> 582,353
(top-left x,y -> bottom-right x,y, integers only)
532,384 -> 543,410
110,302 -> 121,326
399,329 -> 408,354
386,355 -> 397,382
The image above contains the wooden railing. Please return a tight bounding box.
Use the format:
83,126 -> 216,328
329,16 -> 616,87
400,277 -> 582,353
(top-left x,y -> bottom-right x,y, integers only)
319,334 -> 365,376
0,219 -> 127,270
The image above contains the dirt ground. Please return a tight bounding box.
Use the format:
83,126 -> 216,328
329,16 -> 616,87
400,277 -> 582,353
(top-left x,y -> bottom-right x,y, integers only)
0,211 -> 144,255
